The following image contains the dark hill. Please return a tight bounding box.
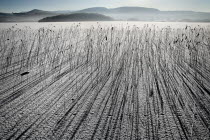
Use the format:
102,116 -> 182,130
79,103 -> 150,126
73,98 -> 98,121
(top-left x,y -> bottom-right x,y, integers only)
39,13 -> 114,22
0,12 -> 12,16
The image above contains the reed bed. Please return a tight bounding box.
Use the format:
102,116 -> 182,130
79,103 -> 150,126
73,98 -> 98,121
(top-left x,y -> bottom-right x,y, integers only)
0,23 -> 210,139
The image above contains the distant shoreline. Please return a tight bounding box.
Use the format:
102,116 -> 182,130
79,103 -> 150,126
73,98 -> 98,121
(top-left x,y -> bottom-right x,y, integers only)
1,21 -> 210,23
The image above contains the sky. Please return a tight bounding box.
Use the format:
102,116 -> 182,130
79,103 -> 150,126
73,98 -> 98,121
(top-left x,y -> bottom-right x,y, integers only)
0,0 -> 210,13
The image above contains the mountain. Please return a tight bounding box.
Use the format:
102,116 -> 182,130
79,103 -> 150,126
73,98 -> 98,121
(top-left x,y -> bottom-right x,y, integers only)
39,13 -> 114,22
75,7 -> 210,22
0,9 -> 58,22
110,7 -> 159,13
53,10 -> 73,14
73,7 -> 161,21
78,7 -> 109,13
0,7 -> 210,22
77,7 -> 159,14
0,12 -> 12,16
13,9 -> 54,16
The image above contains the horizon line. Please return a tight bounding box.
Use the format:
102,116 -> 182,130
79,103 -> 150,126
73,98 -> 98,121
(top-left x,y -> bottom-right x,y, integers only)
1,6 -> 210,13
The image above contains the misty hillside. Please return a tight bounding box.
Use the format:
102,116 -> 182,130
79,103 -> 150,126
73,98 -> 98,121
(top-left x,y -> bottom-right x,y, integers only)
110,7 -> 159,13
54,10 -> 73,14
0,9 -> 58,22
0,12 -> 12,16
13,9 -> 54,16
77,7 -> 210,22
1,7 -> 210,22
78,7 -> 109,13
77,7 -> 159,14
39,13 -> 113,22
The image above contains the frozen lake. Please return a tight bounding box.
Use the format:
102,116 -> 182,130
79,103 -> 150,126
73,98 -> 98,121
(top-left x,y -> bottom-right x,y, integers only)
0,21 -> 210,29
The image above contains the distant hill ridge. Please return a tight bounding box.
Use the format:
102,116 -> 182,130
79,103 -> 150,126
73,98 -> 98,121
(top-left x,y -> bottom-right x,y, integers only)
13,9 -> 55,15
79,7 -> 109,13
39,13 -> 113,22
1,6 -> 210,22
3,6 -> 210,16
77,7 -> 159,13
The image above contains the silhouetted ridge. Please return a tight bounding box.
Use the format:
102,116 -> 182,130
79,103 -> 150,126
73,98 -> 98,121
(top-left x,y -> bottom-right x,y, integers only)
39,13 -> 114,22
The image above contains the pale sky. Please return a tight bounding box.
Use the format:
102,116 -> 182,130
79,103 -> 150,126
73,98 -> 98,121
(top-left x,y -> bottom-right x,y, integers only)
0,0 -> 210,13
